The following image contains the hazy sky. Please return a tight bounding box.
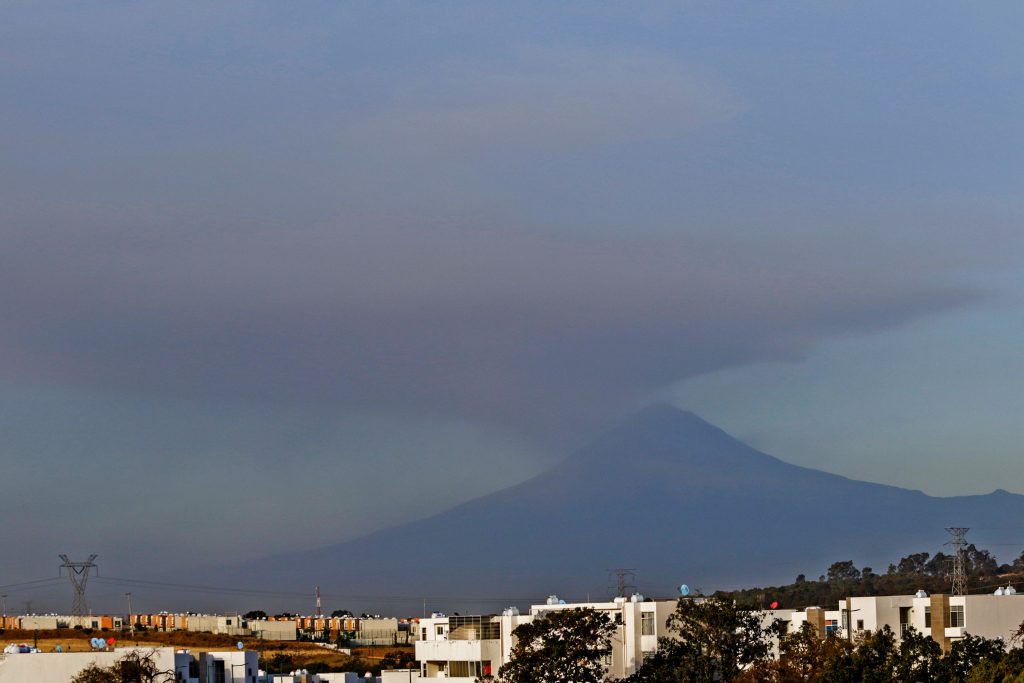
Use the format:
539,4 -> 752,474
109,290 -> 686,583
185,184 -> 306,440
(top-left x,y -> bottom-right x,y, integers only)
2,1 -> 1023,603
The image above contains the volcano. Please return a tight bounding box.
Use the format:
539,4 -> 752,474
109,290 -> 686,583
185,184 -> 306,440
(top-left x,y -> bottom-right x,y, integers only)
208,405 -> 1024,613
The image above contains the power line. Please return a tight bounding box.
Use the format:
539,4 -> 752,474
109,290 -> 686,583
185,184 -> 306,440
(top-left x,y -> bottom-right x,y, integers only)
0,577 -> 64,590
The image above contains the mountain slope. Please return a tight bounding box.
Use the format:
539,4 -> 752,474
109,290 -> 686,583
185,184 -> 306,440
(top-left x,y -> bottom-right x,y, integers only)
211,405 -> 1023,613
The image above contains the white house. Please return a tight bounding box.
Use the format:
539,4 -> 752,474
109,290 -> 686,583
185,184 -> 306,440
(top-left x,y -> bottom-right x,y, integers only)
788,591 -> 1024,651
0,646 -> 193,683
415,595 -> 677,682
198,649 -> 260,683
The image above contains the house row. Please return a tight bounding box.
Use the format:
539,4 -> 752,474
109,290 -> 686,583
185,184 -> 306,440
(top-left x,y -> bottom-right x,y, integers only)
789,590 -> 1024,650
413,590 -> 1024,681
128,613 -> 403,642
0,614 -> 124,630
0,646 -> 389,683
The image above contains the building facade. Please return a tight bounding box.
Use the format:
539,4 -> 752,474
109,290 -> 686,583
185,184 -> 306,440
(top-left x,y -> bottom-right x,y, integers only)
415,595 -> 676,682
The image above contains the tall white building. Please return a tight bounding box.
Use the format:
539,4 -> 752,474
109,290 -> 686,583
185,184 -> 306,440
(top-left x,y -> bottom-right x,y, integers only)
415,595 -> 677,681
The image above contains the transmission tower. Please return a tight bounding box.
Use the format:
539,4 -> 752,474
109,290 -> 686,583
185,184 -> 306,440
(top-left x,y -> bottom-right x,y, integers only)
945,528 -> 969,596
59,554 -> 98,618
315,585 -> 322,618
609,569 -> 637,598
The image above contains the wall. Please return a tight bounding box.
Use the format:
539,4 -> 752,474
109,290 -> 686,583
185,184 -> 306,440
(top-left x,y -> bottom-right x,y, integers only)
0,647 -> 187,683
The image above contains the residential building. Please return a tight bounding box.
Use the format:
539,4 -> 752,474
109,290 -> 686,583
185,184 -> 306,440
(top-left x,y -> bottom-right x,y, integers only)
198,650 -> 260,683
0,646 -> 193,683
788,591 -> 1024,651
415,595 -> 677,681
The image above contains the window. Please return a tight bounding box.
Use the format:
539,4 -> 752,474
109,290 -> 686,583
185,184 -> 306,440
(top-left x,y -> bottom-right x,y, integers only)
448,615 -> 500,640
436,625 -> 445,637
615,613 -> 622,624
449,661 -> 483,677
950,605 -> 965,628
856,619 -> 864,631
825,620 -> 839,636
421,627 -> 427,640
924,607 -> 931,628
641,611 -> 655,636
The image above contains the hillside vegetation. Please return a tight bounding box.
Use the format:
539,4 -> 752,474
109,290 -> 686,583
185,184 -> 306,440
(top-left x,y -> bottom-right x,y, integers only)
715,545 -> 1024,609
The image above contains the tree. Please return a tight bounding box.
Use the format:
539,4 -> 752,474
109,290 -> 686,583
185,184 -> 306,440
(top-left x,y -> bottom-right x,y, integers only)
739,622 -> 853,682
894,553 -> 931,575
243,610 -> 267,620
826,561 -> 860,583
625,598 -> 776,682
71,650 -> 175,683
933,634 -> 1006,682
487,607 -> 613,683
892,627 -> 942,683
331,609 -> 353,618
381,650 -> 417,669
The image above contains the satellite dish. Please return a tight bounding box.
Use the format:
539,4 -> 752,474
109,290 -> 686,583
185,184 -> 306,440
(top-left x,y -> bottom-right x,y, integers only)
236,641 -> 244,650
679,584 -> 690,596
558,599 -> 566,605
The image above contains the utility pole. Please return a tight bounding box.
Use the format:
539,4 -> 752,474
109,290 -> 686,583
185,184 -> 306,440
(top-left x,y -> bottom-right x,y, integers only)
59,554 -> 98,621
1,594 -> 6,618
945,527 -> 970,596
316,585 -> 322,618
125,593 -> 134,636
609,569 -> 637,598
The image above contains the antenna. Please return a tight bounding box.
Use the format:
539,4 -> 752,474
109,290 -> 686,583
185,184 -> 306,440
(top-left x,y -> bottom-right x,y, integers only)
945,528 -> 969,596
316,585 -> 322,618
609,569 -> 637,598
59,554 -> 98,618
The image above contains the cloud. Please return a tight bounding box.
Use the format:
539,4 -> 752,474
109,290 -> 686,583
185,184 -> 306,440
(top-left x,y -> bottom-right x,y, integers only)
0,209 -> 991,443
346,47 -> 744,157
0,5 -> 1017,452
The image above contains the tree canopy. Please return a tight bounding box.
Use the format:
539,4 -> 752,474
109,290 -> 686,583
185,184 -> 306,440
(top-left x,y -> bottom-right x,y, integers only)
624,598 -> 776,683
488,607 -> 614,683
716,546 -> 1022,611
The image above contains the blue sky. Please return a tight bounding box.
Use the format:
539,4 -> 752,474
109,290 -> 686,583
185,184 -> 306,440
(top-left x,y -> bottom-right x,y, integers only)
1,1 -> 1022,596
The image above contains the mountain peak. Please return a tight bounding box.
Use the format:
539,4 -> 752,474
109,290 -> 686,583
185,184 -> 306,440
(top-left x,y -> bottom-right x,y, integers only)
554,403 -> 767,478
596,403 -> 735,449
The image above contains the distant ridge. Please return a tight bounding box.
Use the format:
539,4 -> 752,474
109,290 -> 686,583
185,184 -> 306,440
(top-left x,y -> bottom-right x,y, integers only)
202,405 -> 1024,613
